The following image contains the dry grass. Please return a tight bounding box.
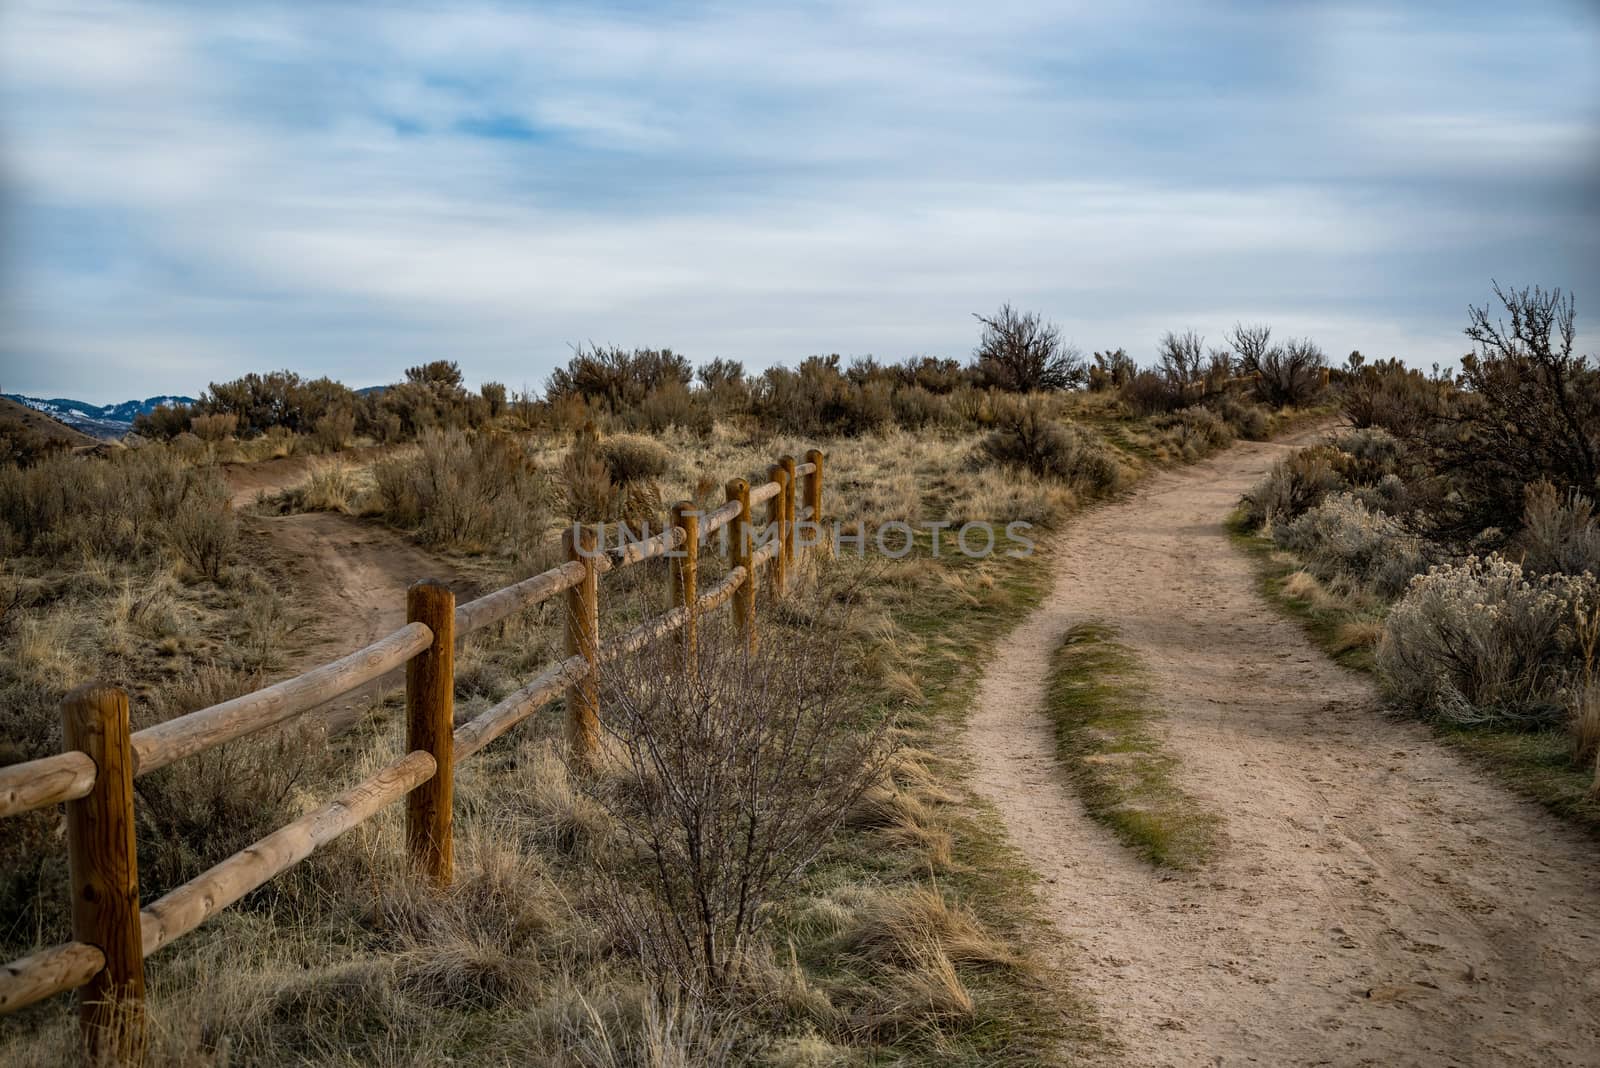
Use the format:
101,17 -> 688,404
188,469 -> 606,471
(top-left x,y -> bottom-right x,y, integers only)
1,403 -> 1247,1064
1570,681 -> 1600,772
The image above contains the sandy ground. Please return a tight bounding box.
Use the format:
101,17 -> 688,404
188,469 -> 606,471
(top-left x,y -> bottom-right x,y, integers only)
226,460 -> 473,726
966,431 -> 1600,1068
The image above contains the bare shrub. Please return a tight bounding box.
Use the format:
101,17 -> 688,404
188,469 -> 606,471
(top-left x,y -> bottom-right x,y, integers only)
547,345 -> 694,414
1087,348 -> 1136,392
1230,323 -> 1329,407
1456,284 -> 1599,525
1120,370 -> 1185,416
1156,330 -> 1206,390
561,423 -> 618,523
190,412 -> 238,442
891,385 -> 951,429
1151,405 -> 1234,454
1251,338 -> 1328,407
1240,446 -> 1345,529
980,400 -> 1121,495
1518,480 -> 1600,578
1377,556 -> 1597,727
312,409 -> 356,451
971,304 -> 1084,392
169,492 -> 238,581
583,592 -> 893,1000
631,380 -> 714,435
372,428 -> 545,551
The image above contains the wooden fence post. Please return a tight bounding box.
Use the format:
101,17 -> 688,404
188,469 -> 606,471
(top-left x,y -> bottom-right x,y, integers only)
61,684 -> 145,1063
804,448 -> 826,559
766,464 -> 789,597
405,580 -> 455,886
564,525 -> 601,766
726,478 -> 755,651
781,455 -> 798,575
670,501 -> 698,670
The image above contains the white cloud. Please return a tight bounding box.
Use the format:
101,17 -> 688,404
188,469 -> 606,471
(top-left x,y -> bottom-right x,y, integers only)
0,0 -> 1596,400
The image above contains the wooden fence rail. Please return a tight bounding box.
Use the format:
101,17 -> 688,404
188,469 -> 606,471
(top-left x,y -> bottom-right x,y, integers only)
0,448 -> 826,1062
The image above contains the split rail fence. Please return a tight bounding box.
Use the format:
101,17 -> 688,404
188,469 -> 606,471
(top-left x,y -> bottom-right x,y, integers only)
0,447 -> 827,1062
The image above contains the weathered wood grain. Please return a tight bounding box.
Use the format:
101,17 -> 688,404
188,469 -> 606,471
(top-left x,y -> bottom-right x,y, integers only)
0,749 -> 95,819
406,581 -> 455,886
131,622 -> 433,775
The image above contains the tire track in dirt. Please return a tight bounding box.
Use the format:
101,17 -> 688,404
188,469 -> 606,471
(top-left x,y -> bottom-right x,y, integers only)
227,460 -> 474,727
967,432 -> 1600,1067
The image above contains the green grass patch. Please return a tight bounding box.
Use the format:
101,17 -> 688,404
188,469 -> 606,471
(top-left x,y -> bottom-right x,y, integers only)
1045,622 -> 1221,870
1227,512 -> 1600,839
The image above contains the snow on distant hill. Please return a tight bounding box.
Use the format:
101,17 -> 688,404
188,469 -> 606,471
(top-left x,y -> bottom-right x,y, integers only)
2,394 -> 196,439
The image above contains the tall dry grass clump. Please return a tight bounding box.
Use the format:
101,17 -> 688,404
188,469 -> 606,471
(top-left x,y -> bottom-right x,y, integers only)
1519,481 -> 1600,578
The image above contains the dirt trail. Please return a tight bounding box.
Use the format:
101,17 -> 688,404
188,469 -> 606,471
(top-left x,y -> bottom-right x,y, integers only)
227,459 -> 472,722
967,432 -> 1600,1068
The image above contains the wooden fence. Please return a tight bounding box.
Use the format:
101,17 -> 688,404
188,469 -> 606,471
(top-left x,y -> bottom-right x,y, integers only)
0,447 -> 827,1061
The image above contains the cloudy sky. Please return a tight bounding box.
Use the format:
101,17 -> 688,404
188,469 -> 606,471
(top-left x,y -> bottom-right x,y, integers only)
1,0 -> 1597,403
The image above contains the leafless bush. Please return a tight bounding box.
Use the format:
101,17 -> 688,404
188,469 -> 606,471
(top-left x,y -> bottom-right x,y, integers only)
372,428 -> 546,551
1251,338 -> 1328,407
312,409 -> 356,451
980,399 -> 1121,495
1119,370 -> 1185,416
1432,283 -> 1600,536
559,425 -> 664,526
1156,330 -> 1206,389
169,490 -> 238,581
1086,348 -> 1136,392
547,345 -> 694,414
583,591 -> 893,1001
971,304 -> 1084,392
561,423 -> 617,523
1240,446 -> 1345,529
190,412 -> 238,442
1227,322 -> 1273,376
629,380 -> 714,436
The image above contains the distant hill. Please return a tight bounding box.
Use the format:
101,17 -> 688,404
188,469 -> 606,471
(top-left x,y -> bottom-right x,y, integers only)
1,394 -> 103,460
2,394 -> 196,439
